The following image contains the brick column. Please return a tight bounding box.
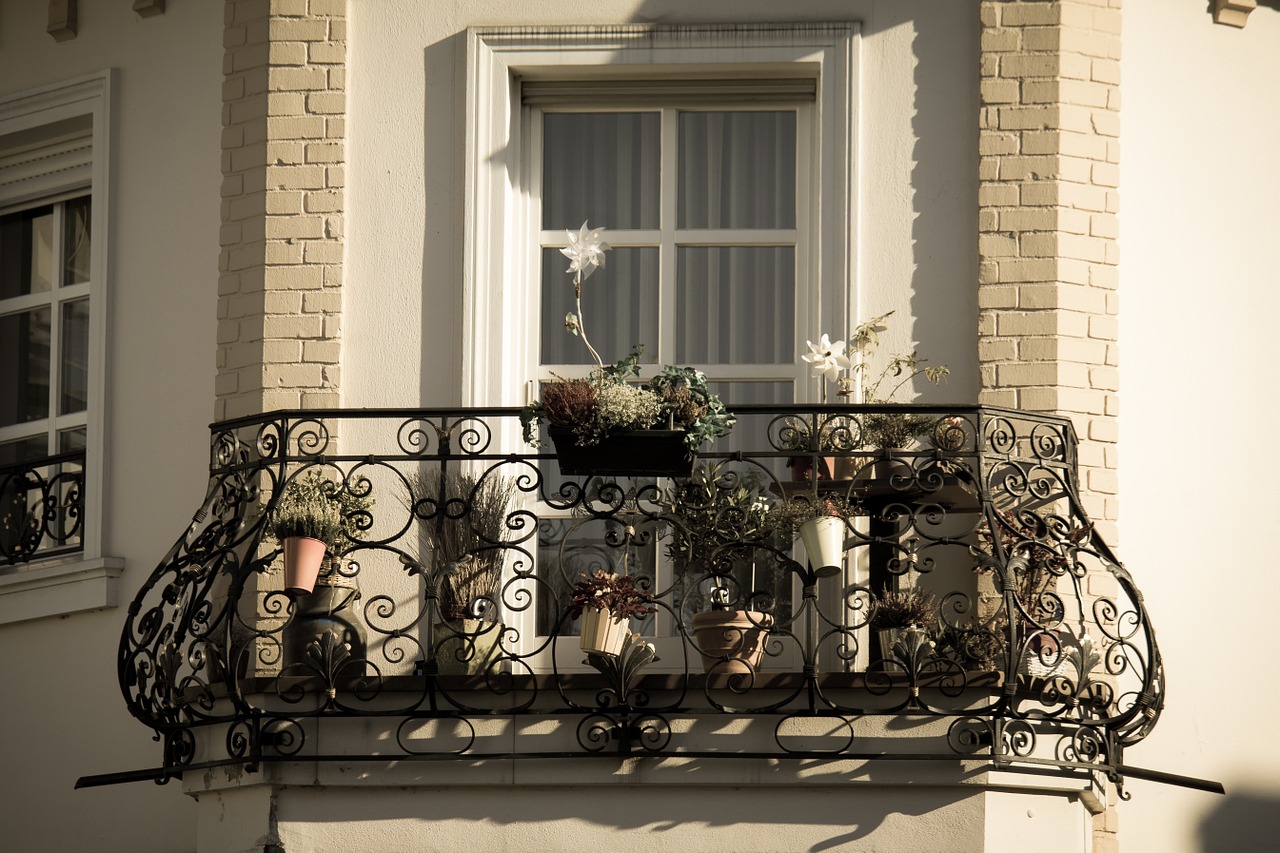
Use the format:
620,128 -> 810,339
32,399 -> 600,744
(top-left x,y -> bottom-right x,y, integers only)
977,0 -> 1121,539
218,0 -> 345,421
978,4 -> 1122,850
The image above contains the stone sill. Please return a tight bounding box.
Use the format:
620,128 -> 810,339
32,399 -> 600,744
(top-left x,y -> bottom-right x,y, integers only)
0,555 -> 124,625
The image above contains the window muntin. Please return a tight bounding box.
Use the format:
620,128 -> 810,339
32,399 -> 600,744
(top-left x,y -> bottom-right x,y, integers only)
0,195 -> 91,560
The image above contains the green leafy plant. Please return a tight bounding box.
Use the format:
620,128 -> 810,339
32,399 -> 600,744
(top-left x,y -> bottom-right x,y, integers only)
519,221 -> 735,456
568,570 -> 657,621
765,494 -> 858,540
267,472 -> 372,551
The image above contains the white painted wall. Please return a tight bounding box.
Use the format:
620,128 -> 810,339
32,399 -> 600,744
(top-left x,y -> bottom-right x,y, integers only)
1119,2 -> 1280,851
0,3 -> 222,851
342,0 -> 980,410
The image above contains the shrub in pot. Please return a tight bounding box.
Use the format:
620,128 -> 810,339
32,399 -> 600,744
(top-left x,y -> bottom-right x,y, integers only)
267,472 -> 372,596
569,570 -> 656,657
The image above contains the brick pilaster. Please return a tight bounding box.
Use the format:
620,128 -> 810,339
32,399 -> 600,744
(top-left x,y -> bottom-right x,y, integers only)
978,0 -> 1121,539
217,0 -> 345,421
978,4 -> 1123,849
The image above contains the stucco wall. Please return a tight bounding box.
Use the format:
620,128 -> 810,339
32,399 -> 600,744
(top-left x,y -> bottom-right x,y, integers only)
342,0 -> 981,409
1119,1 -> 1280,850
0,3 -> 222,851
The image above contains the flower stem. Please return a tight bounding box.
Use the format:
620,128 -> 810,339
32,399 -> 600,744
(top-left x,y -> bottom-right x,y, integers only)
574,274 -> 606,377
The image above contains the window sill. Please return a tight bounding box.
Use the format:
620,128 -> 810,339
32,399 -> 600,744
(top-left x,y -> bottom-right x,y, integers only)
0,555 -> 124,625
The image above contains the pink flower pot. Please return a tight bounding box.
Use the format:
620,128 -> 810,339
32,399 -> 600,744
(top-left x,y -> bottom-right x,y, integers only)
283,536 -> 327,596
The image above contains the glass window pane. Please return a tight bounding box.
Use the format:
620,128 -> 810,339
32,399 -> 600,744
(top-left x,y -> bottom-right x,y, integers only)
678,111 -> 796,229
542,112 -> 660,230
0,307 -> 52,428
63,196 -> 91,285
541,246 -> 659,366
676,246 -> 794,365
59,427 -> 86,453
59,298 -> 89,415
0,436 -> 50,467
0,205 -> 54,299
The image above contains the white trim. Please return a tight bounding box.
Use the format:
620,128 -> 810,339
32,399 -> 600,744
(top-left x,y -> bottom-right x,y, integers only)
463,24 -> 858,407
0,71 -> 114,578
0,556 -> 123,625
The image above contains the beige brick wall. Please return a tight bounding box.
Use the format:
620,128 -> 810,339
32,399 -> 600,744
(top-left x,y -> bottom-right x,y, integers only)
978,0 -> 1121,540
979,4 -> 1122,850
218,0 -> 345,421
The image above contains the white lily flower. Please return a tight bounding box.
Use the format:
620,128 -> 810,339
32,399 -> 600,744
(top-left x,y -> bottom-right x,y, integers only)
561,221 -> 611,281
801,334 -> 851,382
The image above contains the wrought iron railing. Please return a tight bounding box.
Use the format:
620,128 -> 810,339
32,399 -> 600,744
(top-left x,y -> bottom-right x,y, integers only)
0,450 -> 85,565
109,405 -> 1168,795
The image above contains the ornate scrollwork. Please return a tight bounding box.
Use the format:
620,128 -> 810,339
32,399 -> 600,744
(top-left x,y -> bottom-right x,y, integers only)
108,404 -> 1163,793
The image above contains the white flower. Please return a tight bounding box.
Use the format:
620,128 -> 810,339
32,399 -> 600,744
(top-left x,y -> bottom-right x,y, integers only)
561,221 -> 610,281
801,334 -> 851,382
565,312 -> 580,336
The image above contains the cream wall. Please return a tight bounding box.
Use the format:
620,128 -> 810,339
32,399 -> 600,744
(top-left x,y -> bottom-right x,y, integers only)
342,0 -> 981,409
1119,1 -> 1280,850
0,3 -> 222,851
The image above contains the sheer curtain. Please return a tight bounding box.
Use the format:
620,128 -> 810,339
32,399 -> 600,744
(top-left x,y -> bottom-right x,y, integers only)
539,109 -> 797,383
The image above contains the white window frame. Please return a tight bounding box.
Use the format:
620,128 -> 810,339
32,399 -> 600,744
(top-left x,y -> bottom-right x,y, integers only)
0,72 -> 122,625
462,24 -> 859,408
462,26 -> 858,668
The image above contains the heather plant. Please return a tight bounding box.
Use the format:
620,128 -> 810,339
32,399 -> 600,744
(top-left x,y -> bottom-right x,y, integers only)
266,472 -> 370,550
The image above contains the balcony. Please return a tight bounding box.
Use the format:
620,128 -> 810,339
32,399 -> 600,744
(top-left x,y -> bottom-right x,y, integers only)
106,405 -> 1173,796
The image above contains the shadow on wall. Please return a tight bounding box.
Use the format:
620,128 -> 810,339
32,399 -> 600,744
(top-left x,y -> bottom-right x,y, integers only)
1198,788 -> 1280,853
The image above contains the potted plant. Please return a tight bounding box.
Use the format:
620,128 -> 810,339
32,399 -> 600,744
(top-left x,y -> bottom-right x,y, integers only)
970,508 -> 1087,682
267,472 -> 371,596
766,494 -> 857,578
568,570 -> 656,657
406,469 -> 518,675
871,587 -> 937,665
520,222 -> 735,476
661,463 -> 776,675
794,312 -> 952,476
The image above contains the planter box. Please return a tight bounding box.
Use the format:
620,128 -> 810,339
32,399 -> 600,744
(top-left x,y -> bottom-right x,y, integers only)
549,426 -> 693,477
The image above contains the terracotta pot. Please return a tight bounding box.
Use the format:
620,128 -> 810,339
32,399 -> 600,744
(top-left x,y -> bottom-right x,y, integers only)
283,536 -> 327,596
788,455 -> 837,482
799,516 -> 846,577
579,606 -> 629,656
691,610 -> 773,675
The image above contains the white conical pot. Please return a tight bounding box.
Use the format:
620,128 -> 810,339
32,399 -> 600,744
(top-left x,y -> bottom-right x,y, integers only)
579,607 -> 629,657
799,516 -> 846,578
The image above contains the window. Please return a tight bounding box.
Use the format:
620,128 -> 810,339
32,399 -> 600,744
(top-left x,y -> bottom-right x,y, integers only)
464,26 -> 856,663
463,24 -> 858,408
0,72 -> 120,624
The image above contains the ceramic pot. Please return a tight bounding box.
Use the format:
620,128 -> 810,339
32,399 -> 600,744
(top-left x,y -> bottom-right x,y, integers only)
436,618 -> 504,675
283,536 -> 327,595
691,610 -> 773,675
579,606 -> 629,656
799,516 -> 846,577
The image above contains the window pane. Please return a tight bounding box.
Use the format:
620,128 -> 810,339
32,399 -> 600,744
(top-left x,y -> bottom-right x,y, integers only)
0,205 -> 54,299
59,298 -> 89,415
63,196 -> 91,285
59,427 -> 86,453
541,246 -> 659,366
678,111 -> 796,229
542,112 -> 660,230
0,307 -> 51,428
676,246 -> 794,364
0,436 -> 50,467
705,380 -> 794,482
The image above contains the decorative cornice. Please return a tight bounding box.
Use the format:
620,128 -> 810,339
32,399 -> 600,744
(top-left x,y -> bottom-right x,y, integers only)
1214,0 -> 1258,28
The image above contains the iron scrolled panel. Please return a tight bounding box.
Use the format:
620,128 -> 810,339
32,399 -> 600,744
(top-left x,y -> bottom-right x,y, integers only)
0,451 -> 85,564
115,405 -> 1162,787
